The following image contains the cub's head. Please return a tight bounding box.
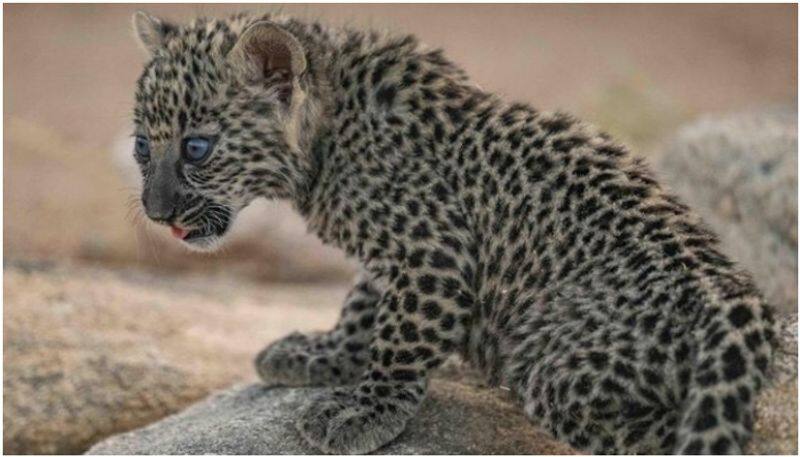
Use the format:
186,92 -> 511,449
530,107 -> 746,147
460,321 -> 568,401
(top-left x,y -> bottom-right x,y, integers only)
131,12 -> 314,251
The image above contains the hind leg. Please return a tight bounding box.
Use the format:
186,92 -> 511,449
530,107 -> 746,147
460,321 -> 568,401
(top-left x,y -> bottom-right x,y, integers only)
510,309 -> 686,454
672,295 -> 774,454
521,354 -> 682,454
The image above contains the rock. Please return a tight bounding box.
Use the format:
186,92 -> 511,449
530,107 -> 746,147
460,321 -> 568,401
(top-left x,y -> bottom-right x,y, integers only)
85,313 -> 797,455
653,107 -> 798,313
88,378 -> 576,455
86,314 -> 798,455
3,262 -> 347,454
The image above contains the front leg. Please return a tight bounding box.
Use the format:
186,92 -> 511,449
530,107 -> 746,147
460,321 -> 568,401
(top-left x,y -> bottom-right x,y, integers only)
255,269 -> 381,387
296,265 -> 474,454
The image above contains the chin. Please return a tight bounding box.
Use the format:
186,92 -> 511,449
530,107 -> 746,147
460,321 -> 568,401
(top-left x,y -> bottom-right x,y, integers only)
181,233 -> 226,253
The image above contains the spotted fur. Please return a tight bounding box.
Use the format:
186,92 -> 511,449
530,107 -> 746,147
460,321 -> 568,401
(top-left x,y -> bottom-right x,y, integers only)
131,11 -> 775,454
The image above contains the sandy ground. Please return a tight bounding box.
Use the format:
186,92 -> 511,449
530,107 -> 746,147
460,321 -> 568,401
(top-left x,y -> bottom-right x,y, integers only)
4,260 -> 348,454
3,4 -> 797,279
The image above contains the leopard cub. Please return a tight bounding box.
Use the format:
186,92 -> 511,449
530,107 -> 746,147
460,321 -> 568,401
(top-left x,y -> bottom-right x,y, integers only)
131,11 -> 775,454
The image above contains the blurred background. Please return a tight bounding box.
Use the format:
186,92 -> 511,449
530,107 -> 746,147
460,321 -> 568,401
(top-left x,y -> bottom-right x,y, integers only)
3,4 -> 798,454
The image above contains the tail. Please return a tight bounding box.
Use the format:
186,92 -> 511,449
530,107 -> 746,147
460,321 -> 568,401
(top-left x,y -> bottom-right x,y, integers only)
674,284 -> 775,454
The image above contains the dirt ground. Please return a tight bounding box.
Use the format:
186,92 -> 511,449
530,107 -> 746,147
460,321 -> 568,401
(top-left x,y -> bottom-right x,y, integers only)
3,4 -> 796,279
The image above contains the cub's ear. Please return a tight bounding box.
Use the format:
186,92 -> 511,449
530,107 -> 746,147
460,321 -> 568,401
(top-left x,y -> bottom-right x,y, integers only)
227,21 -> 306,95
132,11 -> 176,55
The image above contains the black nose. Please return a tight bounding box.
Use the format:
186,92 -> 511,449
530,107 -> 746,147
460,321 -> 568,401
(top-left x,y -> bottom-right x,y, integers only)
146,207 -> 177,224
142,192 -> 178,224
142,159 -> 182,224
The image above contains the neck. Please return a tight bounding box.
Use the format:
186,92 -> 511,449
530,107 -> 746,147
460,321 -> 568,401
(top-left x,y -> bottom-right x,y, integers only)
263,18 -> 340,209
282,21 -> 384,214
285,19 -> 488,217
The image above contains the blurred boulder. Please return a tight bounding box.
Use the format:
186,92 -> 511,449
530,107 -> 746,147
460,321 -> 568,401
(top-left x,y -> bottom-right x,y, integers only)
3,262 -> 346,454
653,107 -> 797,314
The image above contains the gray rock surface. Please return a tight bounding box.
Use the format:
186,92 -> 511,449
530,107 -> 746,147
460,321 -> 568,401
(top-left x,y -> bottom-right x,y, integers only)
88,376 -> 577,455
87,314 -> 797,455
654,107 -> 798,313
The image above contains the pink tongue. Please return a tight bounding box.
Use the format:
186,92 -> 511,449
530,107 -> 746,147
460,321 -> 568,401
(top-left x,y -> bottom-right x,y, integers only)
171,226 -> 189,239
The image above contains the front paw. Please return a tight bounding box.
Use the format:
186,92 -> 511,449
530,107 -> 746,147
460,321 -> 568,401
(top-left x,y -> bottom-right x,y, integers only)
255,332 -> 367,387
255,332 -> 315,387
295,387 -> 413,454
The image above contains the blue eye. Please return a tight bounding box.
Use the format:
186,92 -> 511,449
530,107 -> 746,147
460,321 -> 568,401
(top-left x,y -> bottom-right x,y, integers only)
134,136 -> 150,160
182,137 -> 212,163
